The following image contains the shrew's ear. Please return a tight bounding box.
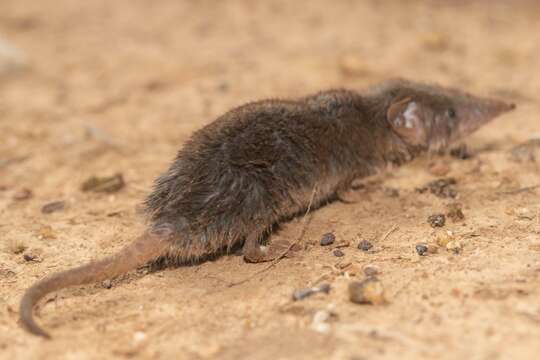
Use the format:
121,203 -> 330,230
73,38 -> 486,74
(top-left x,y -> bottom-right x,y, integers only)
386,97 -> 428,146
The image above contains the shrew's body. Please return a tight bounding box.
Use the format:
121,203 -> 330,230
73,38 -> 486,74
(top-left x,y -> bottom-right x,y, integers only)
20,79 -> 515,338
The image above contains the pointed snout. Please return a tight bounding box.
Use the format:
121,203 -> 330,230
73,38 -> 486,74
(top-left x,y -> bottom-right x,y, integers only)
457,96 -> 516,138
480,98 -> 516,116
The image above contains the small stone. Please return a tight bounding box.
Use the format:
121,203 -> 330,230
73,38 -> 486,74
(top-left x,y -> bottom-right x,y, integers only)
427,213 -> 446,228
133,331 -> 147,344
37,225 -> 56,240
447,203 -> 465,222
23,250 -> 42,262
292,283 -> 331,301
333,249 -> 345,257
427,244 -> 439,254
446,240 -> 463,254
513,207 -> 535,220
311,310 -> 331,334
415,243 -> 429,256
436,231 -> 454,247
81,173 -> 125,193
0,37 -> 27,75
357,240 -> 373,251
41,200 -> 65,214
102,280 -> 112,289
13,188 -> 33,201
320,233 -> 335,246
417,178 -> 457,198
349,277 -> 386,305
363,264 -> 380,277
23,253 -> 35,261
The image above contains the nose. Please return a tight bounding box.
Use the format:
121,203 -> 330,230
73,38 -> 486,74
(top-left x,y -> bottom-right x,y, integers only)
485,99 -> 516,115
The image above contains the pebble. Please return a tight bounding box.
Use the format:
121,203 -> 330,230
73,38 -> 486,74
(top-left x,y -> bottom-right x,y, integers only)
427,244 -> 439,254
320,233 -> 336,246
333,249 -> 345,257
415,243 -> 429,256
133,331 -> 147,344
436,231 -> 454,247
417,178 -> 457,198
358,240 -> 373,251
81,173 -> 125,193
427,213 -> 446,227
311,310 -> 331,334
363,264 -> 380,277
41,200 -> 65,214
12,188 -> 32,201
292,283 -> 331,301
446,203 -> 465,222
23,253 -> 35,261
446,240 -> 463,254
349,277 -> 386,305
23,250 -> 42,262
415,243 -> 439,256
37,225 -> 56,240
0,37 -> 27,75
102,280 -> 113,289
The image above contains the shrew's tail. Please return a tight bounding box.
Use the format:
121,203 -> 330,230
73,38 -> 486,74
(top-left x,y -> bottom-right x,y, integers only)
20,230 -> 171,338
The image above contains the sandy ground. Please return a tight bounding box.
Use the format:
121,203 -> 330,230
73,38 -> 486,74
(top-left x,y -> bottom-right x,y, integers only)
1,0 -> 540,359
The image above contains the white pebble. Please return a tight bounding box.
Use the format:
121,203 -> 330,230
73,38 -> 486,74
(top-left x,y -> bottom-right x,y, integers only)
311,310 -> 331,334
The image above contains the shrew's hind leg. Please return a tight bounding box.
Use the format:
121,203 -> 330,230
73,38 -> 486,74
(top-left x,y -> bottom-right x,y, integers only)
243,230 -> 292,263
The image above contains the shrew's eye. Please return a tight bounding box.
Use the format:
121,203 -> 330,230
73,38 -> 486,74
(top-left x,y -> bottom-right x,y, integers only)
446,108 -> 457,130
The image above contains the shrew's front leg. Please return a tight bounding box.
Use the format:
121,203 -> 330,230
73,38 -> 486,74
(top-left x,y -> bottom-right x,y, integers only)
243,231 -> 292,263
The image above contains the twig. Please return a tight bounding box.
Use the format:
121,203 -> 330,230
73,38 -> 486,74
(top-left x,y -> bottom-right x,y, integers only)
380,224 -> 399,242
497,184 -> 540,195
227,186 -> 318,287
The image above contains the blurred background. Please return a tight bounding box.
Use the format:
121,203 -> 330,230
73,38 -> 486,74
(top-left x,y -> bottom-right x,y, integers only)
1,1 -> 539,359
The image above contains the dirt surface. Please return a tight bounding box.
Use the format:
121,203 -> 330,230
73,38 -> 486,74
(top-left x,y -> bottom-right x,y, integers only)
1,1 -> 540,359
